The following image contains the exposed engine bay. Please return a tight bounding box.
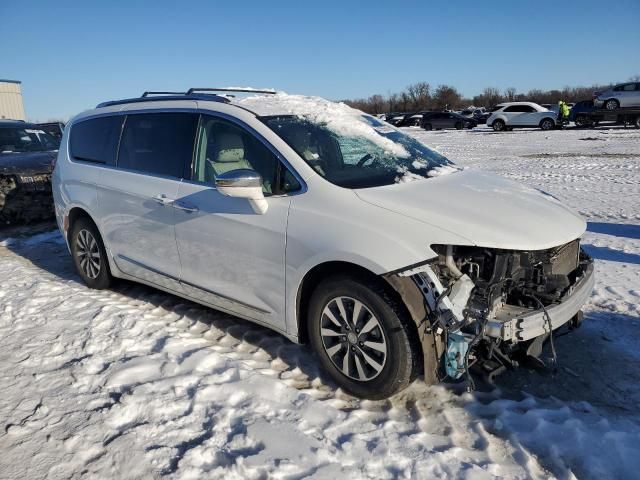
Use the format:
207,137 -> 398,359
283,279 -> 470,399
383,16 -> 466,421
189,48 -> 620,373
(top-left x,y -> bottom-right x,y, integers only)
393,240 -> 594,385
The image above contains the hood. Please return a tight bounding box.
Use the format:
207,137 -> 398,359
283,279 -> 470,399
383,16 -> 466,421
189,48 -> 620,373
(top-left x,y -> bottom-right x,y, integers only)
0,151 -> 56,176
355,169 -> 586,251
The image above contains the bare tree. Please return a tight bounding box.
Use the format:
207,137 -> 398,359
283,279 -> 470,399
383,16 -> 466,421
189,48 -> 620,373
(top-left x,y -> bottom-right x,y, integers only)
343,80 -> 621,114
504,87 -> 517,102
473,87 -> 503,108
433,85 -> 462,110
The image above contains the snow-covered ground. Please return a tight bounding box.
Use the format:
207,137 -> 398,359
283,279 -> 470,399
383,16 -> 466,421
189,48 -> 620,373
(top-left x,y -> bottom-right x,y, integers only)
1,126 -> 639,479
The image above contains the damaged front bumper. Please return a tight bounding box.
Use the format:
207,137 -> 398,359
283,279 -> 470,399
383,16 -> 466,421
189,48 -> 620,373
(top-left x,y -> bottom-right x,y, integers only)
388,241 -> 595,383
485,261 -> 595,342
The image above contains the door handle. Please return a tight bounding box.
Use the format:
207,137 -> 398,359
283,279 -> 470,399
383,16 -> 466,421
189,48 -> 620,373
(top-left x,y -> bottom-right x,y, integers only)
173,201 -> 199,213
153,194 -> 174,206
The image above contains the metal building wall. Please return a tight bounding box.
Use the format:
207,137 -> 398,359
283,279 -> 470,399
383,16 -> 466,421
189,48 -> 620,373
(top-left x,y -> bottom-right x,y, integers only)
0,80 -> 26,121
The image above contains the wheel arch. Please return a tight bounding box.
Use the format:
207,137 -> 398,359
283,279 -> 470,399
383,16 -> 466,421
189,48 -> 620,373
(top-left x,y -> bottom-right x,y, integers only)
66,206 -> 99,244
65,206 -> 120,277
294,260 -> 424,374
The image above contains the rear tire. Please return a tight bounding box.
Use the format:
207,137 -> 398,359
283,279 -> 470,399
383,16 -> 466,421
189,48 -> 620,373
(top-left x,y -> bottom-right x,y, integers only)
604,99 -> 619,110
307,275 -> 419,399
492,119 -> 505,132
69,217 -> 112,289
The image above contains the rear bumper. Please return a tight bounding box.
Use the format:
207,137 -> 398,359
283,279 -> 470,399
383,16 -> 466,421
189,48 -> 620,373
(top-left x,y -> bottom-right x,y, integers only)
485,260 -> 595,342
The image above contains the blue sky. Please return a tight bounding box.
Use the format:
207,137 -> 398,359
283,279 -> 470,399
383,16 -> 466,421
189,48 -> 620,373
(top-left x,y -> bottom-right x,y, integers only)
2,0 -> 639,121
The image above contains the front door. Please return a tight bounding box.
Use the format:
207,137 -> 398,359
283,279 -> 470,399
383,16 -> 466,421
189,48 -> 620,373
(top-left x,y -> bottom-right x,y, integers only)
174,115 -> 296,330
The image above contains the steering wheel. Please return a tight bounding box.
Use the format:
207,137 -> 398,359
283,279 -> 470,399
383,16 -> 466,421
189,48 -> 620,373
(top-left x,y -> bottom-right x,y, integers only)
357,153 -> 374,167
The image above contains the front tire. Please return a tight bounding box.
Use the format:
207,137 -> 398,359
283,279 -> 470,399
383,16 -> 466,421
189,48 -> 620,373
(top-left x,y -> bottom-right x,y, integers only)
69,217 -> 112,289
492,119 -> 506,131
540,118 -> 555,131
604,99 -> 619,110
308,276 -> 419,399
423,122 -> 433,131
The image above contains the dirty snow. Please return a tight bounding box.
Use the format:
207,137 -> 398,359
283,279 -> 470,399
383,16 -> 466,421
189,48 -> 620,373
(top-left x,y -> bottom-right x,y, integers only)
1,126 -> 639,479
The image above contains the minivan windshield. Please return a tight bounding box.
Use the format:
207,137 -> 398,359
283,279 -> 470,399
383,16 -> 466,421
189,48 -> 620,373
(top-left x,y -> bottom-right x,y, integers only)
262,115 -> 456,189
0,126 -> 60,154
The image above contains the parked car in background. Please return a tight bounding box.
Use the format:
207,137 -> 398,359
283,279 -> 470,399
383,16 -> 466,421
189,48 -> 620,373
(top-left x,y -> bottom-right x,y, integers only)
569,100 -> 596,127
459,108 -> 489,124
421,112 -> 477,130
486,102 -> 558,131
385,113 -> 410,126
37,122 -> 65,140
0,120 -> 60,223
594,82 -> 640,110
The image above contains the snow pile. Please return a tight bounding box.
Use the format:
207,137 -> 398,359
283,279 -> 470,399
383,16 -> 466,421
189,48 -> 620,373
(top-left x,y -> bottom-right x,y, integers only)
238,93 -> 409,157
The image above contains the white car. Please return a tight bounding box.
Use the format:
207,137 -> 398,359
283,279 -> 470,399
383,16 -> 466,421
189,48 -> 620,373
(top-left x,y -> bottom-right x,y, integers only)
52,89 -> 594,399
487,102 -> 558,131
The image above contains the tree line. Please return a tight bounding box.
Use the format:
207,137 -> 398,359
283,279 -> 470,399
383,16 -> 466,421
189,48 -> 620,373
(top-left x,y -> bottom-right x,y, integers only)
342,77 -> 640,114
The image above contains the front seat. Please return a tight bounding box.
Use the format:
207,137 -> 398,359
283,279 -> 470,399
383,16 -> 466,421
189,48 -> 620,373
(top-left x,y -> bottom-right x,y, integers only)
205,131 -> 252,182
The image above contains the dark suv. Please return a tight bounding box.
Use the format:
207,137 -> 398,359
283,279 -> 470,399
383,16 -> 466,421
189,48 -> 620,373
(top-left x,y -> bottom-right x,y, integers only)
0,120 -> 60,223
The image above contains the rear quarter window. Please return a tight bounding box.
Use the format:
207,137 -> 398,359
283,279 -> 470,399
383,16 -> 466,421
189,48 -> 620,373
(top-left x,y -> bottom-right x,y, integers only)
70,116 -> 124,165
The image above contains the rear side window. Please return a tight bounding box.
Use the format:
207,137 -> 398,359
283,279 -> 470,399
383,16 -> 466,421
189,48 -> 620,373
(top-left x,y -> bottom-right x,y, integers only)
70,116 -> 123,165
503,105 -> 532,112
118,113 -> 198,178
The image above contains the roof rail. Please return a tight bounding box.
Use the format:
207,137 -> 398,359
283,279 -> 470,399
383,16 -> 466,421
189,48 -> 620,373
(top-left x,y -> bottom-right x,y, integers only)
141,91 -> 186,97
96,92 -> 231,108
186,87 -> 277,95
96,87 -> 275,109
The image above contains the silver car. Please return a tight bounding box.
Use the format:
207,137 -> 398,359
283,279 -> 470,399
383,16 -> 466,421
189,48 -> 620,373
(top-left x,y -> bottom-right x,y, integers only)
594,82 -> 640,110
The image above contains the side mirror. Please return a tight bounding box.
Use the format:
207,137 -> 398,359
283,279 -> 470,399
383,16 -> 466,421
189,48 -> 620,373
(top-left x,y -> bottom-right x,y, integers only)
215,169 -> 268,214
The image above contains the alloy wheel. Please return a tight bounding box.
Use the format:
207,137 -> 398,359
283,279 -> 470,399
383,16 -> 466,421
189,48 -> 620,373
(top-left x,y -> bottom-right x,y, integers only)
76,229 -> 101,279
605,100 -> 618,110
320,296 -> 388,381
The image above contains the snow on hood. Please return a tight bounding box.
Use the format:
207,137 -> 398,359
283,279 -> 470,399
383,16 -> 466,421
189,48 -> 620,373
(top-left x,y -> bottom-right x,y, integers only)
238,93 -> 409,157
356,169 -> 586,250
396,162 -> 462,183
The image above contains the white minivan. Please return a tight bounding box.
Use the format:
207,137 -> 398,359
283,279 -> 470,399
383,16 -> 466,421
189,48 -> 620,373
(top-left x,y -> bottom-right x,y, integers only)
53,89 -> 594,399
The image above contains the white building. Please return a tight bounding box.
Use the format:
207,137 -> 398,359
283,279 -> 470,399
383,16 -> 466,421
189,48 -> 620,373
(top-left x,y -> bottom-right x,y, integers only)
0,79 -> 26,120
